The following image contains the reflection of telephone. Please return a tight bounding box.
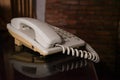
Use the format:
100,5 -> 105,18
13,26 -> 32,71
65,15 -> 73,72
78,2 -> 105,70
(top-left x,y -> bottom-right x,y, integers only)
10,52 -> 87,78
7,17 -> 100,63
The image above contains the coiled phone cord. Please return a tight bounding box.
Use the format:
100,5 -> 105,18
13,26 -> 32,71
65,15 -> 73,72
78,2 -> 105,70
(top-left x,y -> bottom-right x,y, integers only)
56,44 -> 100,63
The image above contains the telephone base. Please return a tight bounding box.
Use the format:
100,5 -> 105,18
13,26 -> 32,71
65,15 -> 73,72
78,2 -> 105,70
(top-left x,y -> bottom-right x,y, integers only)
7,17 -> 99,63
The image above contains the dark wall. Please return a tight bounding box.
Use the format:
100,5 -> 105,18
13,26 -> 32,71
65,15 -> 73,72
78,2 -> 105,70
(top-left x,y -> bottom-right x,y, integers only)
45,0 -> 120,73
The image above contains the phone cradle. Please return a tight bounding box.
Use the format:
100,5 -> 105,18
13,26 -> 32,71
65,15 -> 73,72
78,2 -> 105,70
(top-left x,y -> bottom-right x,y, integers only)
7,17 -> 100,63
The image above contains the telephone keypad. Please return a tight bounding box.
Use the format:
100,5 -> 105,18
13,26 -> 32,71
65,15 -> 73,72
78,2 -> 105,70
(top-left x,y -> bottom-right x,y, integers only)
52,26 -> 80,42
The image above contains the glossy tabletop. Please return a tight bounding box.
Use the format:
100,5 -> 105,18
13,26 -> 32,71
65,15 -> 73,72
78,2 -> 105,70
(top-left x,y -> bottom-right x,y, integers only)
0,31 -> 98,80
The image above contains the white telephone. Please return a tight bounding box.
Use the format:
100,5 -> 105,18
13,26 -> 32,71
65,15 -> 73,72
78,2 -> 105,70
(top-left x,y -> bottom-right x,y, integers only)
7,17 -> 100,63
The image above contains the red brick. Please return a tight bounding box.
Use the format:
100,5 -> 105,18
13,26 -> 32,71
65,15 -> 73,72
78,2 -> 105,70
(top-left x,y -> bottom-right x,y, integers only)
60,0 -> 79,5
45,0 -> 120,59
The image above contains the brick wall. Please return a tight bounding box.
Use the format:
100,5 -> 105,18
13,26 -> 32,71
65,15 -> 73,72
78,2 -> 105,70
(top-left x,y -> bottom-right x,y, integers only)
45,0 -> 120,72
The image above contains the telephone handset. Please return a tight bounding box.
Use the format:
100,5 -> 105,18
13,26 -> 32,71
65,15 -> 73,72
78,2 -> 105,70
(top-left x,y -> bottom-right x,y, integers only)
7,17 -> 100,63
10,18 -> 62,48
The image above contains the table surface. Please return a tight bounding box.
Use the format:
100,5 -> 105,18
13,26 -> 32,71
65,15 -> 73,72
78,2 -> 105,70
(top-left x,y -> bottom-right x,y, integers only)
0,31 -> 98,80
